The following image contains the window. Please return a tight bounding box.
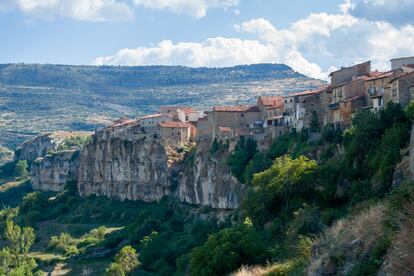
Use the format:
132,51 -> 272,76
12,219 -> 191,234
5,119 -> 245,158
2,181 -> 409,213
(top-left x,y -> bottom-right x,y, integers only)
185,115 -> 189,121
240,113 -> 245,117
290,99 -> 293,103
285,99 -> 287,104
241,123 -> 243,127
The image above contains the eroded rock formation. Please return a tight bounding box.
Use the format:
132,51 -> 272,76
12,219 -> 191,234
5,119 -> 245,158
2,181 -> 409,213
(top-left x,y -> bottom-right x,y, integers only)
76,125 -> 188,202
179,139 -> 243,209
31,150 -> 79,192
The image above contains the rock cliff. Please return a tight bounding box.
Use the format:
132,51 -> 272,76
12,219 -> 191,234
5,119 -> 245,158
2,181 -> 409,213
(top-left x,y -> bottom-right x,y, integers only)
76,125 -> 188,202
14,131 -> 90,163
27,126 -> 243,209
31,150 -> 80,192
179,139 -> 242,209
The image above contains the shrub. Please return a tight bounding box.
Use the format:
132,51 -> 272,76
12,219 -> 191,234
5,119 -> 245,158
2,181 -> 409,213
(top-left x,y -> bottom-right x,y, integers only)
15,160 -> 29,179
244,155 -> 317,224
190,220 -> 267,276
106,245 -> 140,276
227,137 -> 258,182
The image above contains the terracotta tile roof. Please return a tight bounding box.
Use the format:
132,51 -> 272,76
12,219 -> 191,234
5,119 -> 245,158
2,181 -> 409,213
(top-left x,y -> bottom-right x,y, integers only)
365,70 -> 395,81
213,105 -> 260,112
218,126 -> 232,132
389,71 -> 414,83
258,96 -> 284,107
112,118 -> 137,127
288,86 -> 329,97
159,121 -> 191,128
140,113 -> 173,120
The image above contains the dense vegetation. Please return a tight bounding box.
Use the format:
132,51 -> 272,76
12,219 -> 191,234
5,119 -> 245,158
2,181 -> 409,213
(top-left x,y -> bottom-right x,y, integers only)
193,102 -> 413,275
1,102 -> 413,275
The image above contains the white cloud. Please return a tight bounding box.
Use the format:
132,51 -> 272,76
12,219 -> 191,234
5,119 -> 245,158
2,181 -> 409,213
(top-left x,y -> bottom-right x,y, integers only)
1,0 -> 133,21
93,4 -> 414,80
132,0 -> 238,18
94,38 -> 276,67
348,0 -> 414,26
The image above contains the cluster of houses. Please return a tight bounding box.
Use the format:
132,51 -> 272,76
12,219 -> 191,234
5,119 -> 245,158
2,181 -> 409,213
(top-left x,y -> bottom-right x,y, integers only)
103,56 -> 414,150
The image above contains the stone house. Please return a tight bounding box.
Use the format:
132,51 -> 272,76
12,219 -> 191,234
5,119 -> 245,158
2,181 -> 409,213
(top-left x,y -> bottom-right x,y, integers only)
384,71 -> 414,108
257,96 -> 284,127
159,121 -> 192,144
283,87 -> 330,132
391,56 -> 414,70
158,106 -> 187,119
195,113 -> 214,140
330,77 -> 366,127
363,71 -> 399,112
210,105 -> 261,138
329,61 -> 371,87
139,114 -> 173,134
216,126 -> 234,142
177,107 -> 203,123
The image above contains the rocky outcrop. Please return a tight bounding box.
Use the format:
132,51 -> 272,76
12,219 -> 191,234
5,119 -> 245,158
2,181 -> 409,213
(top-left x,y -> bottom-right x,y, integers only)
179,139 -> 242,209
14,131 -> 90,163
77,125 -> 188,202
27,125 -> 243,209
31,150 -> 80,192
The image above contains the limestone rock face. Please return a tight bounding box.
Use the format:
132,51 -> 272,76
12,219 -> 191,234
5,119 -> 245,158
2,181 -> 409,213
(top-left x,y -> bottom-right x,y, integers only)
77,126 -> 186,202
178,139 -> 242,209
14,131 -> 90,163
31,150 -> 80,192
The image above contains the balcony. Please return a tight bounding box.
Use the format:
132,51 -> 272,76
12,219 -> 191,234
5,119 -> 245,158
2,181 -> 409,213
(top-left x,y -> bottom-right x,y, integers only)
329,102 -> 340,110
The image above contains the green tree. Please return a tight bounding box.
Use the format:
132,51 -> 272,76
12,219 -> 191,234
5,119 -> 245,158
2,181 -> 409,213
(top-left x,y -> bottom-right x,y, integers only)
15,160 -> 28,179
106,263 -> 125,276
0,220 -> 37,275
244,152 -> 273,184
244,155 -> 317,224
227,137 -> 258,182
106,246 -> 139,276
190,219 -> 267,276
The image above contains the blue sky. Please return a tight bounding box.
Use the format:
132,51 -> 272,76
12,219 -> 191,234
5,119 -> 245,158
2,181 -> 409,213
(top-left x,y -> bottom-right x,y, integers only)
1,0 -> 414,79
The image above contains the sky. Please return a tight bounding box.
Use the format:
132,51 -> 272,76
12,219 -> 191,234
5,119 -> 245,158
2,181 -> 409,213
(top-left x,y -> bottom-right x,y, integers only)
1,0 -> 414,80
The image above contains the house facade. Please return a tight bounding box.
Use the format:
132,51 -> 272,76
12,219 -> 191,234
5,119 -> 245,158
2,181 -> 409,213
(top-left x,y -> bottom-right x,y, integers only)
140,114 -> 173,134
384,71 -> 414,108
177,108 -> 203,123
159,121 -> 192,144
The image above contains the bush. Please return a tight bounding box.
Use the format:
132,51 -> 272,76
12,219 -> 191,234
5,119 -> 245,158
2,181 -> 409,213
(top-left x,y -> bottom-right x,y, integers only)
227,137 -> 258,182
49,232 -> 78,256
15,160 -> 29,179
190,220 -> 267,276
244,155 -> 317,224
286,205 -> 325,239
106,246 -> 140,275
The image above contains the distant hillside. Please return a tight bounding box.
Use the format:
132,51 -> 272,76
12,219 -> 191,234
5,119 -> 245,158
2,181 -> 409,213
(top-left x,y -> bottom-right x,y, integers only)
0,63 -> 324,148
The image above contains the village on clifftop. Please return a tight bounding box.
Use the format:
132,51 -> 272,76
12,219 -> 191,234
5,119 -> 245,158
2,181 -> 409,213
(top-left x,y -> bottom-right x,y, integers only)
104,56 -> 414,151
